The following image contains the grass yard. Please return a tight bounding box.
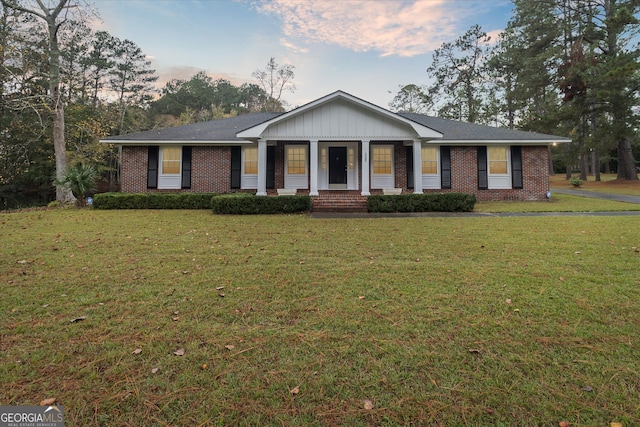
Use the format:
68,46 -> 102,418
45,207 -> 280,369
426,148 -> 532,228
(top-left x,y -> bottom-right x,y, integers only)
1,208 -> 639,426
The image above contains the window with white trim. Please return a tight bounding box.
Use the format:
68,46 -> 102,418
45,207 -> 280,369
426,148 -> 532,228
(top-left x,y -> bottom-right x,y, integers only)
421,146 -> 438,174
243,147 -> 258,175
161,147 -> 181,175
287,146 -> 307,175
488,146 -> 511,189
371,145 -> 394,189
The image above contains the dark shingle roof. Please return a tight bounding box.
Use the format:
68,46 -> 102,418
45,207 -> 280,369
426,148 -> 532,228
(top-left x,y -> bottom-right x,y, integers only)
102,109 -> 569,144
398,113 -> 568,142
102,112 -> 281,142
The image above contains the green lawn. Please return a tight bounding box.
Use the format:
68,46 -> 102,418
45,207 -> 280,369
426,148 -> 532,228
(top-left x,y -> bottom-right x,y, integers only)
2,209 -> 639,426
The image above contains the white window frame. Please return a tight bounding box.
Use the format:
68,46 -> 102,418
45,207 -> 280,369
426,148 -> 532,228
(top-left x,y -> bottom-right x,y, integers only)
241,146 -> 258,189
158,146 -> 181,189
421,145 -> 440,189
285,145 -> 308,190
371,145 -> 394,189
487,146 -> 512,189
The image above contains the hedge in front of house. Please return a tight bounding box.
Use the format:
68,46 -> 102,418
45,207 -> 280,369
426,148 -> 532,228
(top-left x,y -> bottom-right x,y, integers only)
92,192 -> 218,209
367,193 -> 476,213
211,194 -> 311,214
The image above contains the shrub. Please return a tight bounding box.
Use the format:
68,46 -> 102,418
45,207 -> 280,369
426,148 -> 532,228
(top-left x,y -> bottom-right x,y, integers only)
570,176 -> 583,187
92,192 -> 218,209
367,193 -> 476,213
54,163 -> 97,207
212,194 -> 311,214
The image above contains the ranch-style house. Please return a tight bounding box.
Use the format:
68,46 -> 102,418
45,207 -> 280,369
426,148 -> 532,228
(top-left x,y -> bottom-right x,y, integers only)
102,91 -> 570,212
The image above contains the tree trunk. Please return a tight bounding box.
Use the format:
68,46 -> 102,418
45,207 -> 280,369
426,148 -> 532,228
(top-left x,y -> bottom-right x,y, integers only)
47,10 -> 74,202
594,151 -> 601,182
617,137 -> 639,180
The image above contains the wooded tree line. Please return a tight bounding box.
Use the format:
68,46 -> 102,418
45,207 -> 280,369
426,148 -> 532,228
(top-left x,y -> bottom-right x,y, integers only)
390,0 -> 640,180
0,0 -> 290,208
1,0 -> 638,208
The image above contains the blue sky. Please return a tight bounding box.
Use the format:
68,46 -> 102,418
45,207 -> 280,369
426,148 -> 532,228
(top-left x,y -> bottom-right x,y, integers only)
94,0 -> 513,109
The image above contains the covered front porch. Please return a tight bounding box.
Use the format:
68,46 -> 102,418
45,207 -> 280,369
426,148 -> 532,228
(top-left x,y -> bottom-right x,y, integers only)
253,139 -> 432,198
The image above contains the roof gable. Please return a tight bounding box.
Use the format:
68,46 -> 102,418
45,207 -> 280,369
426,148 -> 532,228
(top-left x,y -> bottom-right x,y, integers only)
237,90 -> 443,140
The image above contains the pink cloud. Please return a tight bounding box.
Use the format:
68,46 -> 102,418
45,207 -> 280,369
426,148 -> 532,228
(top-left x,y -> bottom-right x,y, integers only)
254,0 -> 467,57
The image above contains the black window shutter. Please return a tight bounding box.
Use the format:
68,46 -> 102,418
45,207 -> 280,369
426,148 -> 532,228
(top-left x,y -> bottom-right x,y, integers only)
441,146 -> 451,189
406,145 -> 414,189
147,146 -> 159,188
230,146 -> 241,189
511,146 -> 523,189
477,146 -> 488,190
267,146 -> 275,189
181,146 -> 192,189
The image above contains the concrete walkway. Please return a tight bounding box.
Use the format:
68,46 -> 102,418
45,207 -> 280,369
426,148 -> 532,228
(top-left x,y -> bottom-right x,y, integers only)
310,188 -> 640,218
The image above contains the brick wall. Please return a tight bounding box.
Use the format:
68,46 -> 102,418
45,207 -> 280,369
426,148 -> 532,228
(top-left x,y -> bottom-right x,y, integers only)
121,143 -> 550,201
121,146 -> 233,193
420,145 -> 549,201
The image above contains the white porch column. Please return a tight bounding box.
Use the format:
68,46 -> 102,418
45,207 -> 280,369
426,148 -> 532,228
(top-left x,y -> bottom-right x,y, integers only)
309,139 -> 319,196
256,138 -> 267,196
413,139 -> 423,194
361,139 -> 370,196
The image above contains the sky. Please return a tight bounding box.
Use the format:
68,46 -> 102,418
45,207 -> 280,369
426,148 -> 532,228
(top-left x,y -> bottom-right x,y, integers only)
93,0 -> 514,109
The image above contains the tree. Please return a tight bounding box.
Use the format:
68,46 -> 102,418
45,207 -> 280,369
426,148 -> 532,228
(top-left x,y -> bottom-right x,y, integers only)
426,25 -> 492,123
1,0 -> 76,202
388,84 -> 430,113
251,57 -> 295,111
108,37 -> 157,134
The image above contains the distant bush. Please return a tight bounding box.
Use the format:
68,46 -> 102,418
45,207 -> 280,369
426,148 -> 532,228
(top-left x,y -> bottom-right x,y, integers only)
211,194 -> 311,214
367,193 -> 476,213
92,192 -> 217,209
570,177 -> 583,187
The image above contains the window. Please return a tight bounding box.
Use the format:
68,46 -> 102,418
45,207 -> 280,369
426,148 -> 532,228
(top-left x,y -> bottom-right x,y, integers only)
243,147 -> 258,174
161,147 -> 181,174
489,147 -> 508,174
421,146 -> 438,174
372,146 -> 392,175
287,146 -> 306,175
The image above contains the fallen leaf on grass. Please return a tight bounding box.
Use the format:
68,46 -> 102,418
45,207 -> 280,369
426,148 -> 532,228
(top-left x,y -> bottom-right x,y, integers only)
610,423 -> 622,427
580,385 -> 593,392
201,364 -> 207,370
558,421 -> 569,427
132,348 -> 142,355
290,386 -> 300,395
225,345 -> 235,350
363,399 -> 374,410
358,296 -> 365,300
173,348 -> 185,356
151,368 -> 159,374
70,316 -> 87,323
468,349 -> 482,354
215,286 -> 224,291
39,397 -> 56,406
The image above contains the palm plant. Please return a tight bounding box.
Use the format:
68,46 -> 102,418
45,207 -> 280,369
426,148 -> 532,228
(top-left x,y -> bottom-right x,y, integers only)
54,163 -> 97,206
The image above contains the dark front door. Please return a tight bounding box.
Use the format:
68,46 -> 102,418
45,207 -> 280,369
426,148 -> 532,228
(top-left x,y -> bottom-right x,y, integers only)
329,147 -> 348,187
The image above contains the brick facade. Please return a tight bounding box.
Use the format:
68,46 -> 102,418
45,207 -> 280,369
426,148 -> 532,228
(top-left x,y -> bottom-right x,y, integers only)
121,143 -> 550,201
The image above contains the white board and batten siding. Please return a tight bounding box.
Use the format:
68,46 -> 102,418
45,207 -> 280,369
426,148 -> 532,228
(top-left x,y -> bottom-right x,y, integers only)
260,99 -> 418,141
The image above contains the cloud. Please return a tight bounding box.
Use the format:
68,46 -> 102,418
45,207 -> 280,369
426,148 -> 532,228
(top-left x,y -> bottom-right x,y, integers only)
254,0 -> 471,57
